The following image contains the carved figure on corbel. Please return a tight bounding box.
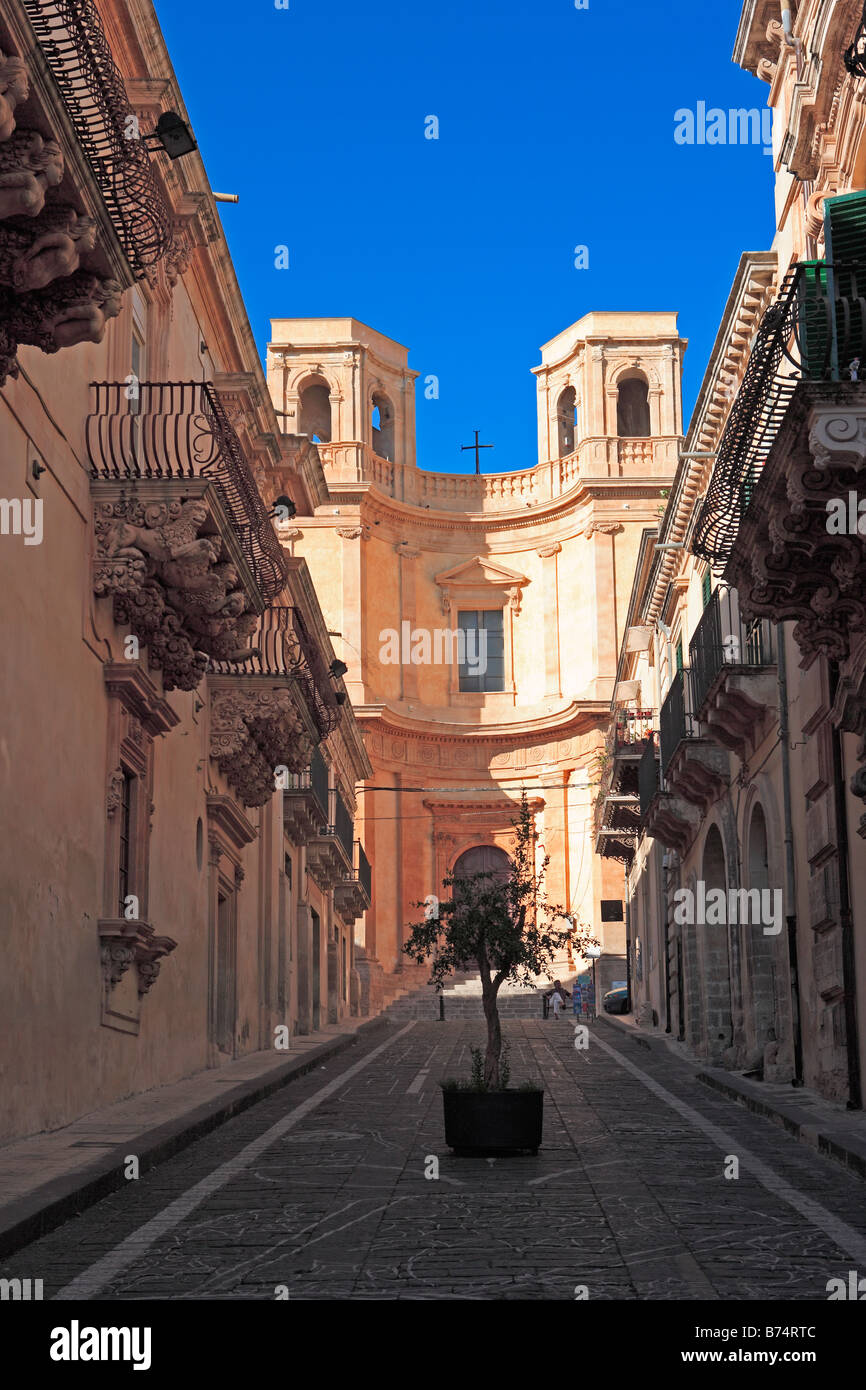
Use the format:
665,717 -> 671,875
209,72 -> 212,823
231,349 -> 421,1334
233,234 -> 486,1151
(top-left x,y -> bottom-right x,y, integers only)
101,941 -> 135,989
0,130 -> 63,219
0,205 -> 97,291
1,270 -> 122,356
0,51 -> 28,143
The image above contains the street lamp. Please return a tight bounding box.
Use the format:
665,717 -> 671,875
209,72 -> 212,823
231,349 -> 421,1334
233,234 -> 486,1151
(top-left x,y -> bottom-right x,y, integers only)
143,111 -> 197,160
585,944 -> 602,1019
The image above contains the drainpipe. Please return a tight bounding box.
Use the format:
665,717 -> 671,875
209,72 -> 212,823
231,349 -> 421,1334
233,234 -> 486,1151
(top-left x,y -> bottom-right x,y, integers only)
829,660 -> 862,1110
777,627 -> 804,1086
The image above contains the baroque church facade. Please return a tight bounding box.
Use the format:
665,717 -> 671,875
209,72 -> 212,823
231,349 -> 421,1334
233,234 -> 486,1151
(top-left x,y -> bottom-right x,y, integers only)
267,312 -> 685,1008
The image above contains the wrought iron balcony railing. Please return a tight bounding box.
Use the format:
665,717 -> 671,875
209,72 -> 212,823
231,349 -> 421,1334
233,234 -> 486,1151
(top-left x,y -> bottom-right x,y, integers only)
356,841 -> 372,899
845,1 -> 866,76
87,381 -> 287,605
693,261 -> 866,566
638,736 -> 660,819
330,789 -> 354,862
689,587 -> 774,717
614,708 -> 655,749
285,746 -> 329,818
659,669 -> 694,776
207,606 -> 342,736
23,0 -> 173,275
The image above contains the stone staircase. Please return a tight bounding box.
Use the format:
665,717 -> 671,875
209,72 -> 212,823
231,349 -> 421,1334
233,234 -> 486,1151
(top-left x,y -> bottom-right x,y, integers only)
379,969 -> 582,1022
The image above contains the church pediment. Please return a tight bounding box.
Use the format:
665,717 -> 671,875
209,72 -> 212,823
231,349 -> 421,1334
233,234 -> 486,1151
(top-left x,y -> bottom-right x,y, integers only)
434,555 -> 529,615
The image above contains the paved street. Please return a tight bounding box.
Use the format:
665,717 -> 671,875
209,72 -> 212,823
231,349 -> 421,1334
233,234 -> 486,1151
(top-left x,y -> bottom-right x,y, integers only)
4,1018 -> 866,1301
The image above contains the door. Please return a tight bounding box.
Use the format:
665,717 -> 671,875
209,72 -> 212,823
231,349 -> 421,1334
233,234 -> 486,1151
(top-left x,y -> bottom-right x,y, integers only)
311,908 -> 321,1032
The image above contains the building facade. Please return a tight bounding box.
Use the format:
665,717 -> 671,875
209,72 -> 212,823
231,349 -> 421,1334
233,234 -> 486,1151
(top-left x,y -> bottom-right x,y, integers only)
0,0 -> 370,1145
265,312 -> 685,1008
598,0 -> 866,1105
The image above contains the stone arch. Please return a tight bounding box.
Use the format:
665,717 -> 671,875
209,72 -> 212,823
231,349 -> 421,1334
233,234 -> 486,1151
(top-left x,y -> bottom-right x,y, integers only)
452,844 -> 511,880
297,374 -> 333,443
680,865 -> 704,1052
371,389 -> 395,461
741,777 -> 792,1077
616,372 -> 651,438
556,385 -> 576,458
699,820 -> 733,1059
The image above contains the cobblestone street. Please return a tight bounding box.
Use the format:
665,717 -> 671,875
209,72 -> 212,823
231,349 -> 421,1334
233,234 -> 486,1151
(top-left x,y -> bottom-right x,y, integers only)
4,1018 -> 866,1302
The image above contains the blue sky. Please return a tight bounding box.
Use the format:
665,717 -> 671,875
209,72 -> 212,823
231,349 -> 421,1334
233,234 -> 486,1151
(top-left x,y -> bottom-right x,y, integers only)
154,0 -> 777,473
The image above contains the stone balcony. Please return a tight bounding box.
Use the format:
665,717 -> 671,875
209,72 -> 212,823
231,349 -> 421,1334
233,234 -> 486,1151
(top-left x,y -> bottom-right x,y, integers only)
595,709 -> 655,865
0,0 -> 175,382
88,381 -> 288,693
208,607 -> 341,809
660,669 -> 729,813
334,840 -> 372,926
282,746 -> 330,845
307,789 -> 354,891
689,585 -> 776,759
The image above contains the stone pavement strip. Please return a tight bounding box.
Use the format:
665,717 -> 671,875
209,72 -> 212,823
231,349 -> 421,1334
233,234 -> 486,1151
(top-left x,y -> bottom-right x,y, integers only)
0,1015 -> 388,1258
2,1017 -> 866,1301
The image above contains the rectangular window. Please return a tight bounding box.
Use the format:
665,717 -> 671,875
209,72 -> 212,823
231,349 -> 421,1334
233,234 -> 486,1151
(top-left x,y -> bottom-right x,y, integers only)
117,770 -> 134,916
600,899 -> 624,922
701,569 -> 712,608
675,640 -> 684,674
457,610 -> 504,693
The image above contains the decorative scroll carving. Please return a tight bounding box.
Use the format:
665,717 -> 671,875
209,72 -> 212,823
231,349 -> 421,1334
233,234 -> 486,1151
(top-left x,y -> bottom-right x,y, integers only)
93,496 -> 260,692
98,919 -> 176,996
584,521 -> 623,538
727,387 -> 866,663
210,686 -> 316,808
106,765 -> 124,818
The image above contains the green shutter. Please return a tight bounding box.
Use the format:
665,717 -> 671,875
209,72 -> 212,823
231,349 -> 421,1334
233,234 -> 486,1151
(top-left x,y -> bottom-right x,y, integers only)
823,193 -> 866,375
675,640 -> 683,674
797,259 -> 833,380
701,570 -> 712,608
824,190 -> 866,265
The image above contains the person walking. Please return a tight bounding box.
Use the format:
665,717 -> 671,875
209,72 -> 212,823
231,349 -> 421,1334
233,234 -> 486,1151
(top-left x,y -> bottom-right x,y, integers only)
547,978 -> 571,1020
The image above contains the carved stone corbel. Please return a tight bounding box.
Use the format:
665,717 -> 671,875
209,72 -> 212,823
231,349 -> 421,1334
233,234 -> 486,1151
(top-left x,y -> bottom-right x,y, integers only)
0,129 -> 64,220
0,50 -> 29,143
210,685 -> 316,807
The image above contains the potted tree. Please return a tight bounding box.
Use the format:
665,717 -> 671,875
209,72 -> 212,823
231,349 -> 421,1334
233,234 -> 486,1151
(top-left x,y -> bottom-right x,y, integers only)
403,794 -> 596,1154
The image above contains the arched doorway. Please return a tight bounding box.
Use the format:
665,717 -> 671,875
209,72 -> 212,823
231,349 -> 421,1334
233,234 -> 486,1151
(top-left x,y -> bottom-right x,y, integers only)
452,845 -> 511,880
745,803 -> 778,1066
701,823 -> 733,1058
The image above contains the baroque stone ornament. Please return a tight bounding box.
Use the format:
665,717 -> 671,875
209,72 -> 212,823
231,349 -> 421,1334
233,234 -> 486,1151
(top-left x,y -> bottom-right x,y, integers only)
106,766 -> 124,818
0,50 -> 29,142
0,205 -> 97,291
0,129 -> 64,219
0,269 -> 122,383
93,496 -> 261,692
210,686 -> 316,807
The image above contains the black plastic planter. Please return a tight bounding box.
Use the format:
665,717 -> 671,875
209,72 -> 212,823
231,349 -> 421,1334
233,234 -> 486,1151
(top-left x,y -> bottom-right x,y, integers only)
442,1087 -> 544,1155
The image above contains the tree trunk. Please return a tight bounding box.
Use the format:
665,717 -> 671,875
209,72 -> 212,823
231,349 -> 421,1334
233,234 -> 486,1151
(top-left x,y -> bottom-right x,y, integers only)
481,973 -> 501,1089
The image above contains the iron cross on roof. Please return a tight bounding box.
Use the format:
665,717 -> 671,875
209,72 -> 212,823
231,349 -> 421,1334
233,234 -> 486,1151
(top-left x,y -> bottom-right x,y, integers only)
460,429 -> 494,474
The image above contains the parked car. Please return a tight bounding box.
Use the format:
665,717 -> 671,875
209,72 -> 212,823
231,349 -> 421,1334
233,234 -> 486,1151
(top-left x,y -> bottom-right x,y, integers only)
603,986 -> 629,1014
